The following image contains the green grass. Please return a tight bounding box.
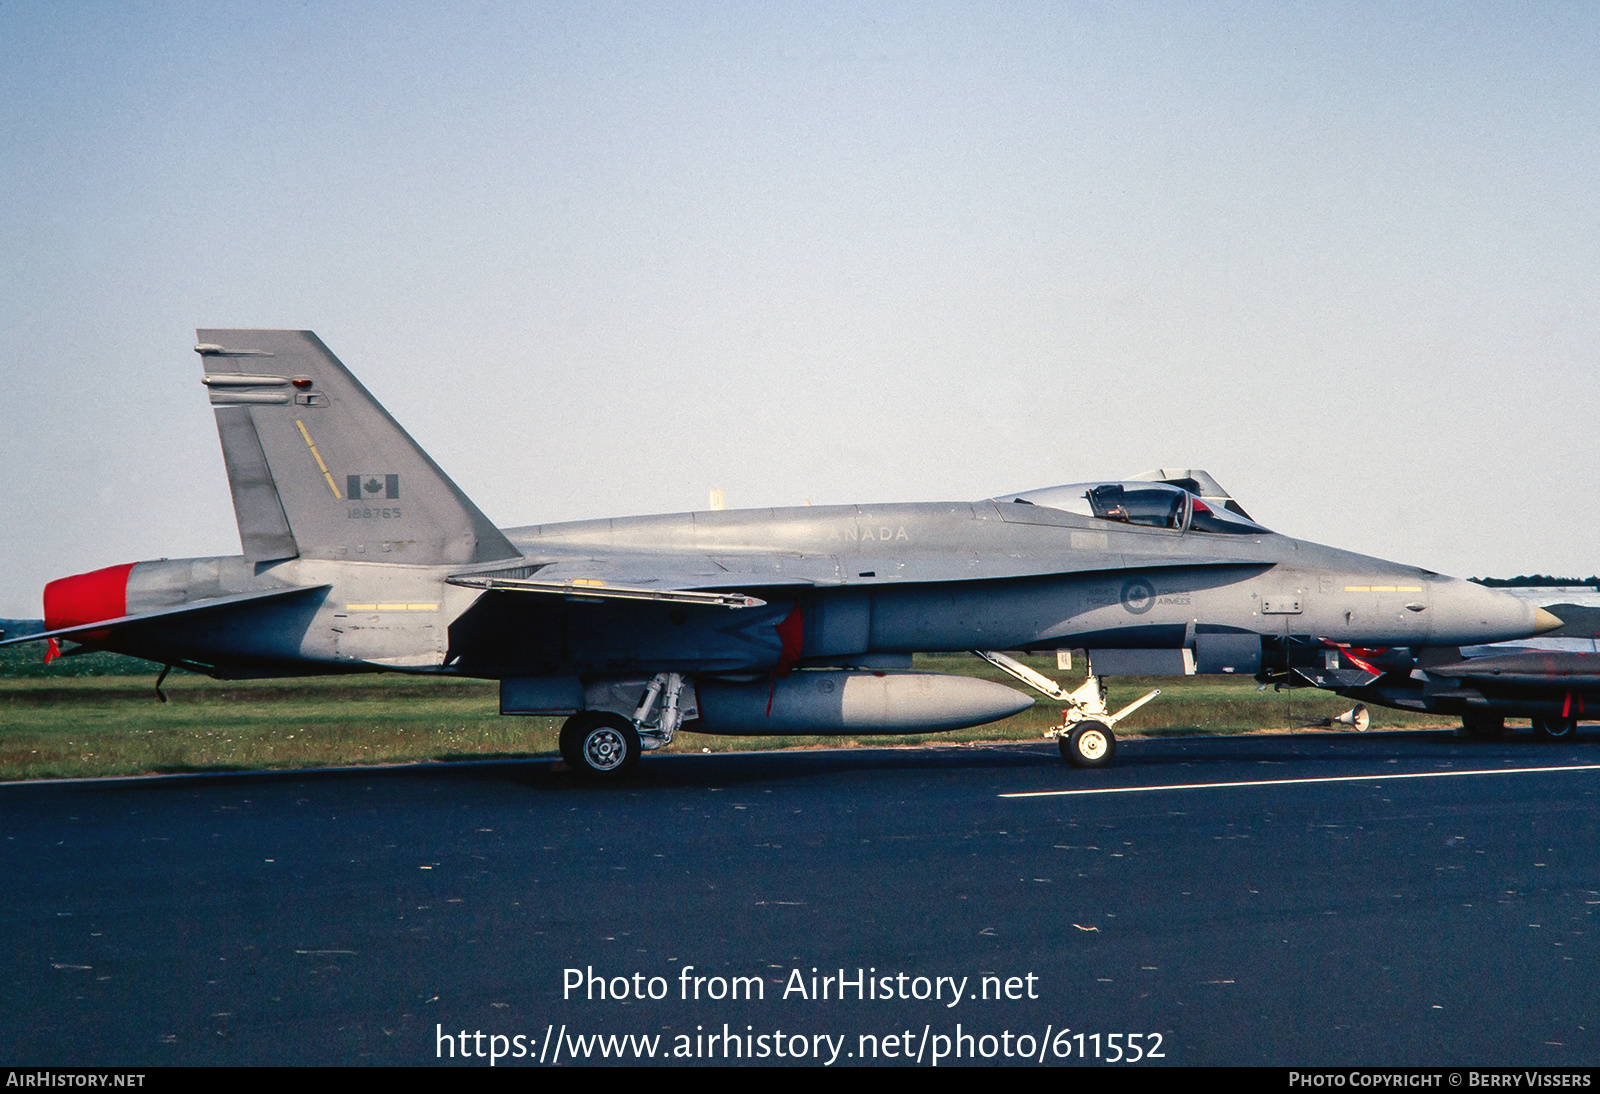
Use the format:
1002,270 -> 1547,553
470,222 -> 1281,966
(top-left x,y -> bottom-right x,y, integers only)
0,643 -> 166,678
0,646 -> 1452,781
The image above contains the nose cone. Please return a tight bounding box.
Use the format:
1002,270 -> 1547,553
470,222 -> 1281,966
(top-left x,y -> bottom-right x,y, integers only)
1427,577 -> 1560,645
1533,607 -> 1564,635
42,562 -> 136,632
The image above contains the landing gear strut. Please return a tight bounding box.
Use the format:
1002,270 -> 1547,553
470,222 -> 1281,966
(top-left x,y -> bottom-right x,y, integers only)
631,672 -> 688,751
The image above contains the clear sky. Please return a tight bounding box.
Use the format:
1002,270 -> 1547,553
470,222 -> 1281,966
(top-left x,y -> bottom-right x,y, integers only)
2,2 -> 1597,617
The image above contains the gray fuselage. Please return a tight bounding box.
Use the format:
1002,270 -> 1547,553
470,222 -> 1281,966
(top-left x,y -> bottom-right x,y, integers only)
109,498 -> 1544,678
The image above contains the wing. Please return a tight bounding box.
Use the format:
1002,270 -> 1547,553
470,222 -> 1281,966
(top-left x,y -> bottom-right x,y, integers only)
450,539 -> 1268,604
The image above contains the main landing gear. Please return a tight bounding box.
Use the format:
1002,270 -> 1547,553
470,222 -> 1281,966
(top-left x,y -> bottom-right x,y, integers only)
1458,711 -> 1582,743
1531,715 -> 1578,742
559,712 -> 640,777
975,651 -> 1161,769
559,672 -> 689,778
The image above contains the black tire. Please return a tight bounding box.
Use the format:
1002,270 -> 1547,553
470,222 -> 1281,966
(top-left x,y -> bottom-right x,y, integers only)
1060,721 -> 1116,768
1531,715 -> 1578,742
559,712 -> 641,777
1460,712 -> 1506,740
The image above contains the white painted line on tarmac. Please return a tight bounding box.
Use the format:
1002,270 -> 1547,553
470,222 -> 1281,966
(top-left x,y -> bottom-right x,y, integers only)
1001,763 -> 1600,799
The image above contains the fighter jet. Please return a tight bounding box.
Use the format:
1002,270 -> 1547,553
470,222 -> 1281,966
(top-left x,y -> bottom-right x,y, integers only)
2,330 -> 1560,774
1299,588 -> 1600,742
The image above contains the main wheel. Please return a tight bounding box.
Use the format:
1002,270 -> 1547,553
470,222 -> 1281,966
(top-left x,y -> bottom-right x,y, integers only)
1060,721 -> 1116,768
1459,712 -> 1506,740
559,712 -> 642,777
1532,715 -> 1578,742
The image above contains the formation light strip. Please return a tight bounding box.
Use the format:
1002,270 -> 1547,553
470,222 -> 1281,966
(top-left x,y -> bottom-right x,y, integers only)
295,419 -> 343,498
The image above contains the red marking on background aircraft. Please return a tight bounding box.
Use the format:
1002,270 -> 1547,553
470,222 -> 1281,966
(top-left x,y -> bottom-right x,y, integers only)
1323,641 -> 1384,676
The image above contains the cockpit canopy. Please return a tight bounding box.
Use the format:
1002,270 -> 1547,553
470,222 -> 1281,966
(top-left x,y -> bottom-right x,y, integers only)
995,481 -> 1268,535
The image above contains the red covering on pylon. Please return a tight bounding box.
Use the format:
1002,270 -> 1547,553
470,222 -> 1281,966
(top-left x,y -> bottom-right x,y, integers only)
766,604 -> 806,716
774,604 -> 804,677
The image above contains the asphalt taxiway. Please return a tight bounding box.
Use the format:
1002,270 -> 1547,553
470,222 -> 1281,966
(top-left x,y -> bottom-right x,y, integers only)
2,731 -> 1598,1066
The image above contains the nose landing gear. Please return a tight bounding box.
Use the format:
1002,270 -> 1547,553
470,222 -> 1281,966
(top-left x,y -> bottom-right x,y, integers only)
975,651 -> 1161,769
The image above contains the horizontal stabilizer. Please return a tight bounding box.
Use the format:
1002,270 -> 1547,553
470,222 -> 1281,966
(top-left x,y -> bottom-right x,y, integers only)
0,585 -> 331,647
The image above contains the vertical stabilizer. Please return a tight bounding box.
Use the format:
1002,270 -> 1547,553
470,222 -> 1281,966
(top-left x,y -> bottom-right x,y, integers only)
198,329 -> 520,565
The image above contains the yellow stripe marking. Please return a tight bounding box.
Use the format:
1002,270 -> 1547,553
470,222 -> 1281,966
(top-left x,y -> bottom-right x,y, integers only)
1344,585 -> 1422,593
344,604 -> 438,612
572,578 -> 605,587
295,419 -> 342,498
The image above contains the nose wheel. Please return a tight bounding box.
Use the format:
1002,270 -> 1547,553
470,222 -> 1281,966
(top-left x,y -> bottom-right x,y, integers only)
1060,721 -> 1116,768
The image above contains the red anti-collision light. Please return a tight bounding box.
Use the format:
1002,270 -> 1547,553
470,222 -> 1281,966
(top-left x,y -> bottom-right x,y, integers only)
43,562 -> 136,633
